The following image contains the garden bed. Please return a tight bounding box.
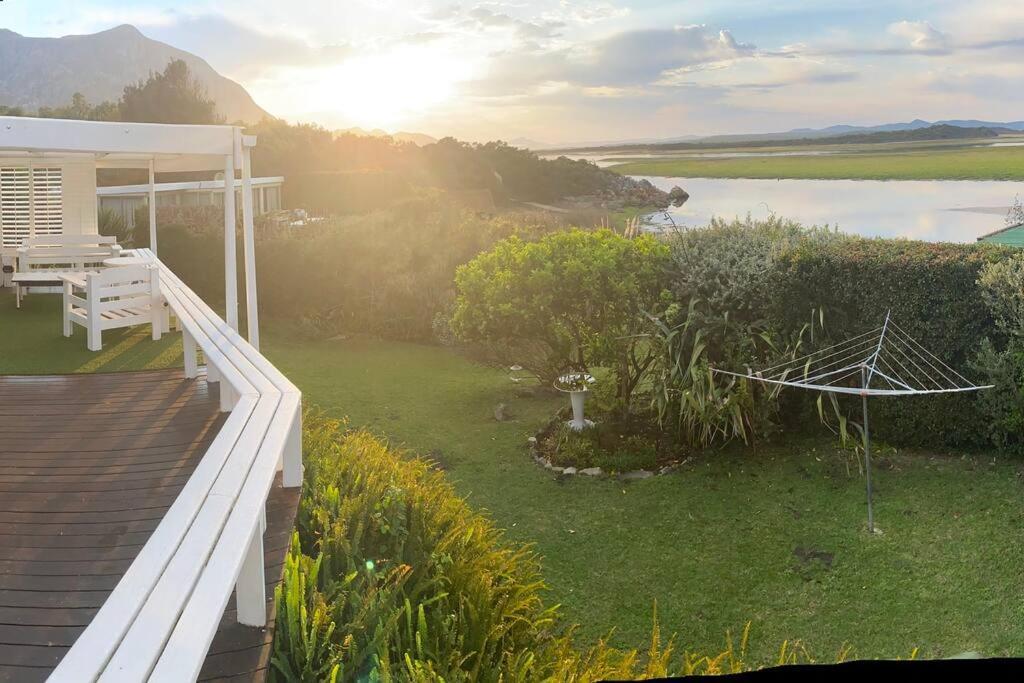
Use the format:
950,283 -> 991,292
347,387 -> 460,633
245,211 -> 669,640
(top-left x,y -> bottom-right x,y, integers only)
529,408 -> 688,478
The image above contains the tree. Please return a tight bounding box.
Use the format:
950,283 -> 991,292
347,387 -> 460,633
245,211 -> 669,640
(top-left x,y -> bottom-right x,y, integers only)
37,92 -> 120,121
119,60 -> 221,124
451,229 -> 672,410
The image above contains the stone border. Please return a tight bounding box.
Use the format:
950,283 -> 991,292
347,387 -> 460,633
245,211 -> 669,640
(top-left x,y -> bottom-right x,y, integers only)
527,413 -> 685,480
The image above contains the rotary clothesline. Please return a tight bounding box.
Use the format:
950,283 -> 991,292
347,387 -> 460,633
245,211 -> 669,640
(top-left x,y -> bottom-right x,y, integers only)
714,314 -> 990,396
712,311 -> 992,532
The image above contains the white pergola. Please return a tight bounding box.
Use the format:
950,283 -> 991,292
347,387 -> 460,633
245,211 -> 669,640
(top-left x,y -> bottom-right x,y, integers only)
0,116 -> 261,346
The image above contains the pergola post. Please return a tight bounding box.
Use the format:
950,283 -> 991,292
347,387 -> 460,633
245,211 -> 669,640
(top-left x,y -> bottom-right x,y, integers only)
223,151 -> 239,331
27,161 -> 35,239
148,159 -> 157,255
240,136 -> 259,350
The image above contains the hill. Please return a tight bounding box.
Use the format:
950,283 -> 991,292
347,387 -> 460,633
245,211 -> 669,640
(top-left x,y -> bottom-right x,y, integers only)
0,25 -> 268,123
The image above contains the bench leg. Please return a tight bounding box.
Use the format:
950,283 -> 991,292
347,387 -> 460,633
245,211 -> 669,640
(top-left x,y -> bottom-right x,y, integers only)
15,285 -> 21,309
282,410 -> 303,488
62,282 -> 72,337
183,330 -> 198,379
235,524 -> 267,627
87,320 -> 101,352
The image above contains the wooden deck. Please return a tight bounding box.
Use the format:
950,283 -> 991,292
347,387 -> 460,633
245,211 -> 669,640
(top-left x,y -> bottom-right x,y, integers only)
0,369 -> 299,682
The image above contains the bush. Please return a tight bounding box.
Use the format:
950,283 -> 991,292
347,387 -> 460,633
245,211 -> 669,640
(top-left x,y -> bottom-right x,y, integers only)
284,171 -> 412,215
770,238 -> 1009,448
273,414 -> 564,680
668,215 -> 846,331
142,196 -> 567,341
972,253 -> 1024,453
451,229 -> 672,405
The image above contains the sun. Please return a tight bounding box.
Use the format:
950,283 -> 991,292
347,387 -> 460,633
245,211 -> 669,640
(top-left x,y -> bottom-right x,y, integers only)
277,45 -> 475,130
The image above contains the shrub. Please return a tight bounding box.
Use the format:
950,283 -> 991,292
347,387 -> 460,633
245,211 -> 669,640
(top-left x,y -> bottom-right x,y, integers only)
972,253 -> 1024,453
273,413 -> 567,681
143,196 -> 567,341
451,229 -> 672,407
668,215 -> 846,330
283,170 -> 412,215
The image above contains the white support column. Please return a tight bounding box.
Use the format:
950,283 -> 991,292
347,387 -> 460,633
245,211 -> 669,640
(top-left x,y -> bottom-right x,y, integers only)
148,159 -> 158,255
182,330 -> 198,379
241,138 -> 260,350
27,163 -> 35,240
223,153 -> 239,331
235,524 -> 267,627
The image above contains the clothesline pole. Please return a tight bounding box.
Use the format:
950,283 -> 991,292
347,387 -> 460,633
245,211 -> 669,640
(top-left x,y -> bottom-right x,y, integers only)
861,364 -> 874,533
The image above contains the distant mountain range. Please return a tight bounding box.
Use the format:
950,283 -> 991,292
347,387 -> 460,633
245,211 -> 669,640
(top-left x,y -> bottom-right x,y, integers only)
552,119 -> 1024,152
700,119 -> 1024,145
0,25 -> 268,123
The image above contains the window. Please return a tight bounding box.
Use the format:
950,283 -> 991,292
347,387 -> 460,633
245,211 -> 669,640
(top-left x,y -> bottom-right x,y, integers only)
0,166 -> 63,248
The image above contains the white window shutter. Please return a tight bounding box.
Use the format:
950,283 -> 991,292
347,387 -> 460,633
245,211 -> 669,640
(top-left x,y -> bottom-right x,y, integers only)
0,166 -> 63,248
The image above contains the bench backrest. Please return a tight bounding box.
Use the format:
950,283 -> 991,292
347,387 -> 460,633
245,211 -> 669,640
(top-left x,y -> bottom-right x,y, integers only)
18,237 -> 121,272
21,234 -> 118,249
86,264 -> 157,311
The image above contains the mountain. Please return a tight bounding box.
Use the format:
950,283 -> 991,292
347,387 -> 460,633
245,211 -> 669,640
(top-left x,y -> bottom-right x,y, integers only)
393,131 -> 437,146
336,127 -> 437,146
0,25 -> 269,123
556,118 -> 1024,152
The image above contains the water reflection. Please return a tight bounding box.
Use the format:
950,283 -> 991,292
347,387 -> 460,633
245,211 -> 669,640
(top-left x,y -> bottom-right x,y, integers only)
637,177 -> 1022,242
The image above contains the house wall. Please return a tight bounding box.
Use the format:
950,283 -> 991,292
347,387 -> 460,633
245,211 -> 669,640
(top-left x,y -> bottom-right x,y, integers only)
62,160 -> 99,236
0,157 -> 97,255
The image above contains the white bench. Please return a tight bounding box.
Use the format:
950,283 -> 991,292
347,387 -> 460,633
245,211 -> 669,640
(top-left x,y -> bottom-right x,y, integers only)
49,249 -> 303,682
13,235 -> 121,308
61,264 -> 164,352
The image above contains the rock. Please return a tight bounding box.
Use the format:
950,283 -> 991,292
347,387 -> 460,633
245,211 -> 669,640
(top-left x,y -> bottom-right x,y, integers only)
426,449 -> 448,471
494,403 -> 510,421
527,436 -> 538,444
620,470 -> 654,481
580,467 -> 603,476
668,186 -> 689,207
562,467 -> 578,475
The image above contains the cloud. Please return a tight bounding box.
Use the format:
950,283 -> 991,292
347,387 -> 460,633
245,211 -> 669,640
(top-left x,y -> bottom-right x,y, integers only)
142,13 -> 350,79
887,20 -> 951,54
419,3 -> 566,46
471,24 -> 758,96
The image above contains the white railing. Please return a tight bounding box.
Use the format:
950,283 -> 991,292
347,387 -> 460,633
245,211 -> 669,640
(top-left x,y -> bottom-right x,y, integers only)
49,249 -> 302,682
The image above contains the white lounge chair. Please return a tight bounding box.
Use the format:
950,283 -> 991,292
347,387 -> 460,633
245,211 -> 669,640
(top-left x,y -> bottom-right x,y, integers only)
61,264 -> 164,351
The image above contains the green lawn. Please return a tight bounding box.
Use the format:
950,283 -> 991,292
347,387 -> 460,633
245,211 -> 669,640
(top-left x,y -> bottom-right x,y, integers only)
609,145 -> 1024,180
0,292 -> 184,374
4,291 -> 1023,660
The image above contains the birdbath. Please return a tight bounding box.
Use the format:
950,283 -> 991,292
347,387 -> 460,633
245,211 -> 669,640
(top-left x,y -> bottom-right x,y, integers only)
554,372 -> 596,431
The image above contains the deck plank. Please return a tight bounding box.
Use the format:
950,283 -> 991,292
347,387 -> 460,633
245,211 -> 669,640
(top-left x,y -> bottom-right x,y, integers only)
0,370 -> 299,682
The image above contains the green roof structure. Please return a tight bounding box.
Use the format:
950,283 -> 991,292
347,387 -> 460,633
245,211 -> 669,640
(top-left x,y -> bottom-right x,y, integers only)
978,223 -> 1024,246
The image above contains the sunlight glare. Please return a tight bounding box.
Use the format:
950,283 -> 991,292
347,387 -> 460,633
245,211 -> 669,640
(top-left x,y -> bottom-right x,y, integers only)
315,46 -> 474,129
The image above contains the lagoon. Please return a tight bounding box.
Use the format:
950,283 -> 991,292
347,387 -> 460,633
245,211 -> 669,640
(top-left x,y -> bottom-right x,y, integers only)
636,176 -> 1022,242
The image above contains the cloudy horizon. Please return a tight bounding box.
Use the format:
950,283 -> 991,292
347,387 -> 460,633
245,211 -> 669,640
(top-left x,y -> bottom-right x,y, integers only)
4,1 -> 1024,144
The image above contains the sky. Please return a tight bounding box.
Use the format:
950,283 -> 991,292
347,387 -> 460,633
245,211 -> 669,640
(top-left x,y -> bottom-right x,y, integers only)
5,1 -> 1024,144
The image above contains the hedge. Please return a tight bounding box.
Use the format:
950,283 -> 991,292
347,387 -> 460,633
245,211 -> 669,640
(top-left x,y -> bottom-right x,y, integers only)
771,238 -> 1011,448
